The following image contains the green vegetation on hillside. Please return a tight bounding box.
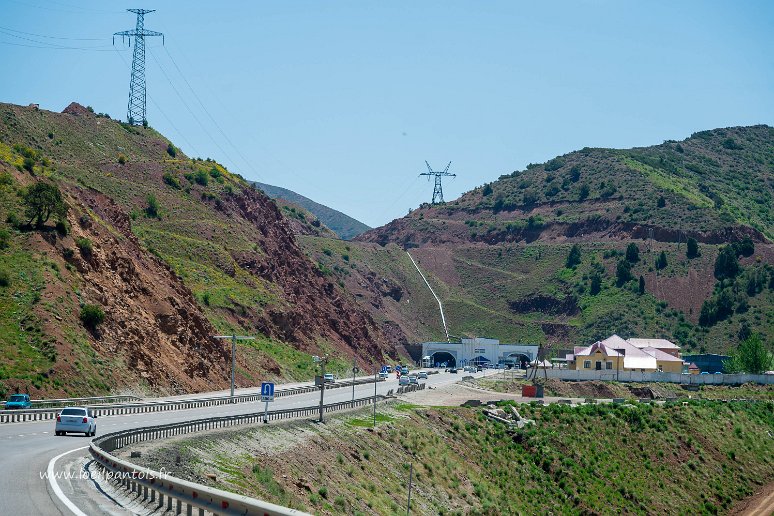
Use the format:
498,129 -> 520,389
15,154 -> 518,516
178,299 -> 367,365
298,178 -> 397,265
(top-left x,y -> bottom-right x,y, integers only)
138,400 -> 774,515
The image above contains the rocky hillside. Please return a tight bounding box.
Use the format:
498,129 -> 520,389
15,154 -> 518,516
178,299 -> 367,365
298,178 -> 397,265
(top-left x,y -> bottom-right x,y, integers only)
255,182 -> 370,240
0,102 -> 403,398
359,125 -> 773,247
345,126 -> 773,353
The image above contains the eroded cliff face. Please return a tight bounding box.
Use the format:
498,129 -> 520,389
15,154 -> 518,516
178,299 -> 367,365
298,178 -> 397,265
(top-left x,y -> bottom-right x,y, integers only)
0,102 -> 400,396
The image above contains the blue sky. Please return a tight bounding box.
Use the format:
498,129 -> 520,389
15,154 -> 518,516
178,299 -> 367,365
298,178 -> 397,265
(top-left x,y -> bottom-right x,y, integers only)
1,1 -> 772,227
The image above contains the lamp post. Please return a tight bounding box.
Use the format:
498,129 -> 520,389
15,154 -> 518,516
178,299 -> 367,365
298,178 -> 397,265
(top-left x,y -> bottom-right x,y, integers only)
313,354 -> 329,423
213,335 -> 255,402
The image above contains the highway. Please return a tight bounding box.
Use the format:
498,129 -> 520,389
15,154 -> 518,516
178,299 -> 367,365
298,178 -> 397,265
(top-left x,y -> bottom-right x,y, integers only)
0,368 -> 494,515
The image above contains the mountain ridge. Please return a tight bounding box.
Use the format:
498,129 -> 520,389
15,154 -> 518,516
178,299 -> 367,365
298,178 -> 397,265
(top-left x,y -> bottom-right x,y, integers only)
254,181 -> 370,240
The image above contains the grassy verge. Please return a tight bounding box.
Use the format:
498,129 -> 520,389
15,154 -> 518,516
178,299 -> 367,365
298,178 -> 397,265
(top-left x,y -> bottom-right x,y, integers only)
129,400 -> 773,515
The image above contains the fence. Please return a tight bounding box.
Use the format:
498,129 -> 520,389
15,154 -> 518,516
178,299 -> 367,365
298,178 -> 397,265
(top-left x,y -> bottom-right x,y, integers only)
90,396 -> 386,516
0,377 -> 384,424
539,369 -> 774,385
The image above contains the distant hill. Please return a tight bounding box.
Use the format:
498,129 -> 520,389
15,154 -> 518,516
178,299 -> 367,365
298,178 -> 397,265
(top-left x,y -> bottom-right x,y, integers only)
334,125 -> 773,354
254,182 -> 370,240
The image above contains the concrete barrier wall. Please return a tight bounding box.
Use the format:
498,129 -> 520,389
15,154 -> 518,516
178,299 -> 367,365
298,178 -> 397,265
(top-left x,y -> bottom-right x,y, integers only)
538,369 -> 774,385
0,377 -> 385,424
90,396 -> 386,516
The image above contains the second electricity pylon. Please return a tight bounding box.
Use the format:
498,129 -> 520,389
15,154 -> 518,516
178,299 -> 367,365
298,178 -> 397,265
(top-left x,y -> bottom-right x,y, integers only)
420,161 -> 456,204
114,9 -> 164,126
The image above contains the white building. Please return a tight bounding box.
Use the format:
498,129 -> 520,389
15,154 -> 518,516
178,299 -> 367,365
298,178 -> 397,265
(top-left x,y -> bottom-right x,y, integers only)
421,338 -> 538,368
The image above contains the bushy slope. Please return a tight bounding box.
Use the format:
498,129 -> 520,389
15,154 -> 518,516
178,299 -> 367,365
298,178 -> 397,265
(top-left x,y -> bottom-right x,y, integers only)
255,182 -> 371,240
133,400 -> 774,515
0,102 -> 399,397
351,127 -> 773,353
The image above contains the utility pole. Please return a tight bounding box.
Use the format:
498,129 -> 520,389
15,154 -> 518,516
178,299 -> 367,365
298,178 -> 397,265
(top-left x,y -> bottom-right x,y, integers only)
406,462 -> 414,515
351,355 -> 357,405
314,354 -> 329,423
373,369 -> 378,428
114,9 -> 164,126
419,161 -> 456,204
213,335 -> 255,402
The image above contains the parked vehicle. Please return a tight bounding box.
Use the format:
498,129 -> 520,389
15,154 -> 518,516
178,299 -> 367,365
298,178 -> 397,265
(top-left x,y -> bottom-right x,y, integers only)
55,407 -> 97,437
4,394 -> 31,410
323,373 -> 336,383
400,366 -> 409,375
418,371 -> 428,379
379,371 -> 389,379
448,367 -> 458,374
408,375 -> 418,385
398,376 -> 409,385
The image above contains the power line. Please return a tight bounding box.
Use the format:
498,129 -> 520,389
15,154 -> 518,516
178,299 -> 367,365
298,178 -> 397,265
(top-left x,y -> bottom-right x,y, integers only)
0,25 -> 105,41
147,47 -> 245,174
159,45 -> 264,181
113,48 -> 200,158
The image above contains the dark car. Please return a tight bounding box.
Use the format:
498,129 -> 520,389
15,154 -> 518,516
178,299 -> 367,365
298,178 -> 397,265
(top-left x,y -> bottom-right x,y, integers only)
4,394 -> 31,410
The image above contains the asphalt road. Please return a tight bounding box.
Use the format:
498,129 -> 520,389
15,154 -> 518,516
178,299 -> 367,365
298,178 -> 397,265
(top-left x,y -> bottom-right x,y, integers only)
0,368 -> 494,516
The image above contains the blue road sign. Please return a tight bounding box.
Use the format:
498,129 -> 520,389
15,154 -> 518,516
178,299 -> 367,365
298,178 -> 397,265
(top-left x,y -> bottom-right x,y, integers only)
261,382 -> 275,402
381,366 -> 388,373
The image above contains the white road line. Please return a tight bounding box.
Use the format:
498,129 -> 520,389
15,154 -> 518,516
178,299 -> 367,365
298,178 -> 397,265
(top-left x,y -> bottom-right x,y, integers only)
47,446 -> 89,516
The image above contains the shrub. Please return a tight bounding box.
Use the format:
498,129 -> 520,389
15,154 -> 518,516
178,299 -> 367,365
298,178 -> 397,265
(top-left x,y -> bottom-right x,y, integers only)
22,156 -> 35,172
578,183 -> 590,200
544,158 -> 565,171
625,243 -> 640,263
76,237 -> 92,257
195,169 -> 209,186
565,244 -> 581,269
733,237 -> 754,258
686,237 -> 699,259
616,259 -> 633,286
714,246 -> 740,280
6,212 -> 20,228
569,166 -> 581,182
22,182 -> 68,227
590,273 -> 602,295
657,196 -> 666,208
482,183 -> 493,196
0,270 -> 9,287
55,219 -> 69,235
209,167 -> 221,179
80,304 -> 105,330
145,194 -> 160,218
0,229 -> 10,249
638,275 -> 645,295
523,190 -> 538,205
117,154 -> 127,165
318,486 -> 328,499
166,143 -> 177,158
655,251 -> 668,270
162,172 -> 181,189
721,138 -> 742,150
311,219 -> 321,228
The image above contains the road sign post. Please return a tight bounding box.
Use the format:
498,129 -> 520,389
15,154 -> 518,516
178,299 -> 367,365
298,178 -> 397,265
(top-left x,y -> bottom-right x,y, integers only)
261,382 -> 274,423
213,335 -> 255,403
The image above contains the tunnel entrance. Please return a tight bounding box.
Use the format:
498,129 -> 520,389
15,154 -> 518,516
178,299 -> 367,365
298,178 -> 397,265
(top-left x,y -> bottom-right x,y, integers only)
430,351 -> 456,368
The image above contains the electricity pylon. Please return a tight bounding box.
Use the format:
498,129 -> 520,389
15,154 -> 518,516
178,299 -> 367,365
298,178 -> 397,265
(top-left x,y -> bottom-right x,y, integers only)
114,9 -> 164,126
420,161 -> 456,204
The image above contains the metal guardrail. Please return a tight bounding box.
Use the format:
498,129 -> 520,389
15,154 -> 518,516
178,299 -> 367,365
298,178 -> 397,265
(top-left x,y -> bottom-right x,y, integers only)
31,395 -> 142,409
90,396 -> 387,516
0,377 -> 385,424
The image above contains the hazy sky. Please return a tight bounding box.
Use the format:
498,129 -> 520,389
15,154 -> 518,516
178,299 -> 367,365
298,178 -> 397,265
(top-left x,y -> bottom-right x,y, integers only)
1,1 -> 772,227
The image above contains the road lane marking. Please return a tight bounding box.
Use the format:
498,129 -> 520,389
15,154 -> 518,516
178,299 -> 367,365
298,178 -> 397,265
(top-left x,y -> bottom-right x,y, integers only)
47,445 -> 89,516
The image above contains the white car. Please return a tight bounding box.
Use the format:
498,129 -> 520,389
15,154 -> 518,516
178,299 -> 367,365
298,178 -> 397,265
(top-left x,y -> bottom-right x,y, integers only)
418,371 -> 428,379
398,376 -> 409,385
55,407 -> 97,436
379,371 -> 389,379
323,373 -> 336,383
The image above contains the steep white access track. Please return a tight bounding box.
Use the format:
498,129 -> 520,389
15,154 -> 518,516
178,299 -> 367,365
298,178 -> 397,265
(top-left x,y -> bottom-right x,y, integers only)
406,251 -> 450,342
